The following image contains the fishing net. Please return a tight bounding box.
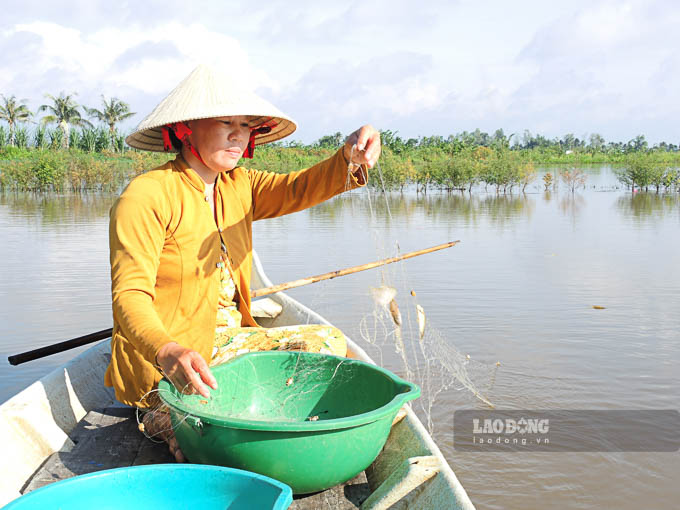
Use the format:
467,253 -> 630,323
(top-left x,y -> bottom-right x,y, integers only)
359,280 -> 498,434
345,148 -> 499,434
163,353 -> 372,423
135,349 -> 409,451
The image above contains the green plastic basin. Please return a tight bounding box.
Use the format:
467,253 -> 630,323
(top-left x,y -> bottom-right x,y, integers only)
159,351 -> 420,494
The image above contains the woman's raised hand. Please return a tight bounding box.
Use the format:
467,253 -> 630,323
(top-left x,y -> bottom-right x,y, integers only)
156,342 -> 218,398
344,125 -> 381,168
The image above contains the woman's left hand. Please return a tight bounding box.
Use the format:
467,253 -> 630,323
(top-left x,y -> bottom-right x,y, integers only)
344,125 -> 381,168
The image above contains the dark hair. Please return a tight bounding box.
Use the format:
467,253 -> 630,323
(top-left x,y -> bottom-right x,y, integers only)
167,128 -> 183,152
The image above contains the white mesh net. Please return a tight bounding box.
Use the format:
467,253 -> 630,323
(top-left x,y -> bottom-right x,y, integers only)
347,153 -> 499,434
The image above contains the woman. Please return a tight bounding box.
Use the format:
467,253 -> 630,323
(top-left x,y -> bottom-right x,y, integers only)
105,65 -> 380,461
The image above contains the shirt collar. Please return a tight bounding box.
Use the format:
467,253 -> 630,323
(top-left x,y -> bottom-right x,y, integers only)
172,154 -> 243,192
172,153 -> 206,193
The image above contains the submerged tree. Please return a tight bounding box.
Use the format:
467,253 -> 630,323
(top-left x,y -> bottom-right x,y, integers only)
559,167 -> 588,192
85,96 -> 135,148
543,172 -> 554,191
0,95 -> 32,146
39,93 -> 92,148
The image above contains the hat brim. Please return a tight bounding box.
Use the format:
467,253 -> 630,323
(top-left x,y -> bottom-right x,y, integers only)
126,115 -> 296,153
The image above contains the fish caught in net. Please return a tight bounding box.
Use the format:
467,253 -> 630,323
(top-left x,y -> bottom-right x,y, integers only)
360,279 -> 497,434
348,154 -> 499,434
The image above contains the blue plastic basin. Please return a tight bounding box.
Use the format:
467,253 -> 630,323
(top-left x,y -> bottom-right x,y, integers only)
2,464 -> 292,510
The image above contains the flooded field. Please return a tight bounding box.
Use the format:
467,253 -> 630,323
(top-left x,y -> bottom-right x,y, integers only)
1,166 -> 678,509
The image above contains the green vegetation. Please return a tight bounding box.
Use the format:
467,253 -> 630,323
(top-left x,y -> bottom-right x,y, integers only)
0,95 -> 32,147
4,141 -> 676,194
559,168 -> 588,193
85,96 -> 136,149
614,152 -> 680,193
346,130 -> 680,193
1,92 -> 131,153
38,93 -> 93,149
0,148 -> 167,192
1,99 -> 680,193
542,172 -> 553,191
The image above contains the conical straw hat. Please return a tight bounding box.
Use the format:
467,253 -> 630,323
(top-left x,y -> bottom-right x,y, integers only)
126,64 -> 296,152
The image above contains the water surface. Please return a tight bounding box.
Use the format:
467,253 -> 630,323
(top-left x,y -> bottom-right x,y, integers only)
0,167 -> 678,509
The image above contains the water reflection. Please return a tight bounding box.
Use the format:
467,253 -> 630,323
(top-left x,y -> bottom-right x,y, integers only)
475,194 -> 535,225
0,193 -> 116,224
311,191 -> 535,227
616,193 -> 680,222
558,193 -> 586,221
313,188 -> 680,228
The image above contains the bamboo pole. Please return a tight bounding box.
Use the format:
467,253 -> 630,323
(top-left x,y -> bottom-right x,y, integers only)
8,241 -> 459,365
251,241 -> 459,298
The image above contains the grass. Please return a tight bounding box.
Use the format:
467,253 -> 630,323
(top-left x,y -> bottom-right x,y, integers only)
1,145 -> 679,194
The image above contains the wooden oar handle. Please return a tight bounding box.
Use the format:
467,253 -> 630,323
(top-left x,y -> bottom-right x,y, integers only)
8,328 -> 113,366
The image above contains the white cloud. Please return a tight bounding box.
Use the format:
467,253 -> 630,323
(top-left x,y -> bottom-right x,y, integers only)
1,0 -> 679,143
267,52 -> 448,140
0,20 -> 275,129
508,0 -> 680,141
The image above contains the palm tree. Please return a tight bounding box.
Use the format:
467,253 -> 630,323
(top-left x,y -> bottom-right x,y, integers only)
0,95 -> 33,146
39,93 -> 92,148
86,96 -> 135,148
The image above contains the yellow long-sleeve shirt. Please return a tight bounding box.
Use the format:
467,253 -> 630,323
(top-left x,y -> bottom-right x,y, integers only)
105,148 -> 364,406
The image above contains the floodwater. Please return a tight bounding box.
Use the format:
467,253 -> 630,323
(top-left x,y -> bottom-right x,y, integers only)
1,167 -> 679,509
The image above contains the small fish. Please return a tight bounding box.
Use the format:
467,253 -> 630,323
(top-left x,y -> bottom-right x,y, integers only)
394,327 -> 404,354
389,299 -> 402,326
592,305 -> 606,310
138,422 -> 145,433
286,377 -> 294,387
199,399 -> 208,405
410,290 -> 416,297
307,415 -> 319,421
416,304 -> 426,339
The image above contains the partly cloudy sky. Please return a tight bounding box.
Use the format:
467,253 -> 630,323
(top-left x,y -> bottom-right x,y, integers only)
1,0 -> 679,144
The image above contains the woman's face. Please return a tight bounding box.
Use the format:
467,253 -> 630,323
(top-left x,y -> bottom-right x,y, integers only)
186,115 -> 251,172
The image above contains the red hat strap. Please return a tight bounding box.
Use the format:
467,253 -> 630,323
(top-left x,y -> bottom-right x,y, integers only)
243,121 -> 277,159
161,122 -> 206,166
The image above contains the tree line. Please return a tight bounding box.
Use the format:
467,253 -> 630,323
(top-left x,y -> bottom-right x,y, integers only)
250,142 -> 679,195
311,129 -> 678,156
2,92 -> 679,156
1,93 -> 679,193
299,130 -> 680,193
0,93 -> 133,152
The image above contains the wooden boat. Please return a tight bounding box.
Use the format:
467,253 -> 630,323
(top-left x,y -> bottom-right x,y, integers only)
0,251 -> 476,509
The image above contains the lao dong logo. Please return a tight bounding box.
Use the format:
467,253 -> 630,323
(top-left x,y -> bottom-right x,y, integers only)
473,417 -> 549,435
